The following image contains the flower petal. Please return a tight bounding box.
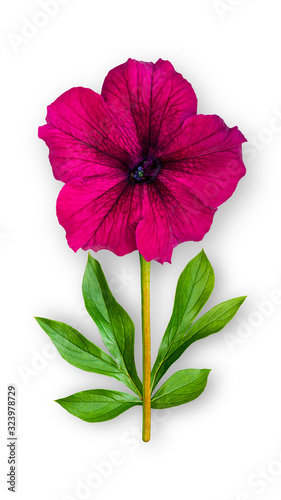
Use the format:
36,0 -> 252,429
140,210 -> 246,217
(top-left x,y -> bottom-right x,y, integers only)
157,178 -> 216,244
56,174 -> 142,256
136,181 -> 215,264
102,59 -> 197,155
159,114 -> 246,208
38,124 -> 127,182
39,87 -> 141,183
136,184 -> 174,264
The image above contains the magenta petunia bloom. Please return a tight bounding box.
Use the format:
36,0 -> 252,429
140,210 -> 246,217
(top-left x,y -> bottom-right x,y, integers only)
38,59 -> 246,264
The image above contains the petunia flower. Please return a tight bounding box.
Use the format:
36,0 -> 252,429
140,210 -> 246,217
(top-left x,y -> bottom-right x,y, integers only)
38,59 -> 246,264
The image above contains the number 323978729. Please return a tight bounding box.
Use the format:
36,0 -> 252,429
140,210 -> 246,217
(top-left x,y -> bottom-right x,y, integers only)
8,386 -> 16,434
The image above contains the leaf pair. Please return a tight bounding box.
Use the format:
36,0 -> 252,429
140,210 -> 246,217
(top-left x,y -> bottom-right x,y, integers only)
36,251 -> 245,424
55,369 -> 211,422
36,254 -> 143,424
151,250 -> 246,391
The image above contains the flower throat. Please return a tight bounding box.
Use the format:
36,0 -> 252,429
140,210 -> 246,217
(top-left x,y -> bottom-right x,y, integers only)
129,157 -> 161,184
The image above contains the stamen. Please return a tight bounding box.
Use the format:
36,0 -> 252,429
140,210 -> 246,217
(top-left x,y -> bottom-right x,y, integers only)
128,157 -> 161,184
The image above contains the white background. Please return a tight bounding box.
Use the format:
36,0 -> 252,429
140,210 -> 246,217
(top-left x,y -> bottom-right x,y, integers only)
1,0 -> 281,499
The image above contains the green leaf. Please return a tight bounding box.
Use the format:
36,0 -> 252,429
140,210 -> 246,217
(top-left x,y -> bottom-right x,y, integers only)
35,317 -> 140,395
151,250 -> 214,390
82,254 -> 142,396
182,296 -> 247,346
56,389 -> 142,422
151,296 -> 246,391
151,369 -> 210,409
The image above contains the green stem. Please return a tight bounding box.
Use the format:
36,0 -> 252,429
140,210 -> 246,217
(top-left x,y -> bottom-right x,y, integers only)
139,253 -> 151,442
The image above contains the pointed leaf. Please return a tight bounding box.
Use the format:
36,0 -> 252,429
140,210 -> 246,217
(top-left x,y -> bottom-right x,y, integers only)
35,317 -> 140,395
82,254 -> 142,396
56,389 -> 142,422
151,250 -> 214,389
182,296 -> 247,345
151,296 -> 246,391
151,369 -> 210,409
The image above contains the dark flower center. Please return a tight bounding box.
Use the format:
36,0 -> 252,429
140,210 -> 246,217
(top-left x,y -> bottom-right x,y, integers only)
128,156 -> 161,184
